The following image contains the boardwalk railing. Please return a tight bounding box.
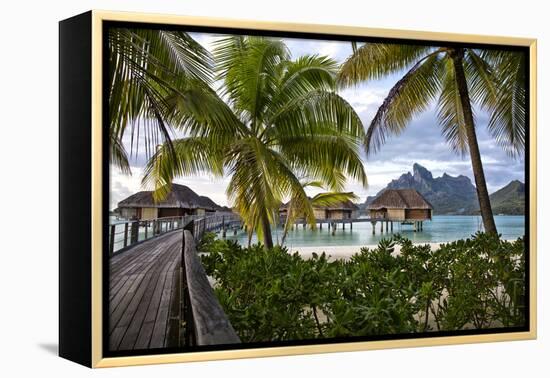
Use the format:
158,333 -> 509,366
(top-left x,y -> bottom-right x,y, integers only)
181,228 -> 241,345
108,213 -> 239,256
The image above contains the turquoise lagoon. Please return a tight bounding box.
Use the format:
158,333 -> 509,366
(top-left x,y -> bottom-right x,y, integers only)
223,215 -> 525,248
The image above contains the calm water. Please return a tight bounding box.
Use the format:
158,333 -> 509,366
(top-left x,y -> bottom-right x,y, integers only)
223,215 -> 525,248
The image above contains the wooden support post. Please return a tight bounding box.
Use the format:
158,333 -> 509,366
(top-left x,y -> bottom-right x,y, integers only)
123,223 -> 129,248
350,222 -> 353,230
144,221 -> 148,239
380,222 -> 383,233
391,221 -> 393,232
130,221 -> 139,244
222,216 -> 226,238
320,222 -> 322,230
371,221 -> 376,235
343,222 -> 345,230
109,225 -> 115,256
331,222 -> 336,236
234,228 -> 237,236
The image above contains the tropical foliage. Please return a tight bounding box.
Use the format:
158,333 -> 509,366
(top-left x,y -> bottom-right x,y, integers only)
108,28 -> 218,173
200,232 -> 526,342
143,36 -> 367,248
338,44 -> 526,234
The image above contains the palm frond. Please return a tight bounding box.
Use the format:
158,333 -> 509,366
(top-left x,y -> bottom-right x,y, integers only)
110,135 -> 131,174
366,52 -> 443,155
214,36 -> 289,129
311,191 -> 359,206
141,137 -> 225,201
436,58 -> 471,155
337,43 -> 434,87
277,133 -> 366,190
268,90 -> 365,141
479,49 -> 526,157
108,28 -> 214,170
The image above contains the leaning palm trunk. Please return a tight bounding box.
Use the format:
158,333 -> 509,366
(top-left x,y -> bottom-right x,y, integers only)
281,207 -> 292,246
451,49 -> 498,235
261,211 -> 274,249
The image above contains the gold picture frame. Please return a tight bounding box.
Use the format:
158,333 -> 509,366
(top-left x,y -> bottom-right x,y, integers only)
59,10 -> 537,368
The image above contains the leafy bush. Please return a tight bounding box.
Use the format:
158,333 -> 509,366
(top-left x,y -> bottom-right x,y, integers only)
200,232 -> 525,342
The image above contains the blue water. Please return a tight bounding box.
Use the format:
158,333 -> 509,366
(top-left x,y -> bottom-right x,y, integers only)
223,215 -> 525,248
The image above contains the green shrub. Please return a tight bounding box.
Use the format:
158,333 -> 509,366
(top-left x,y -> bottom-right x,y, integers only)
200,232 -> 525,342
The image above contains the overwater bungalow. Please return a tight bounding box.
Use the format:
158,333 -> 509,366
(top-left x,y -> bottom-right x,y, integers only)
367,189 -> 432,233
368,189 -> 433,220
118,184 -> 223,220
279,199 -> 359,220
314,200 -> 359,220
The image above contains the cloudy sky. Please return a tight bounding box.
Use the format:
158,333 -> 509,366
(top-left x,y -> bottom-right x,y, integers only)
110,32 -> 525,209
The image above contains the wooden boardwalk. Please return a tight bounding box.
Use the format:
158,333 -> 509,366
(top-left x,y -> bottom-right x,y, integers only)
109,230 -> 183,351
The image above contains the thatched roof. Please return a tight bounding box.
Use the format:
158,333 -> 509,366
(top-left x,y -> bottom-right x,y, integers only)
368,189 -> 433,210
280,198 -> 359,211
118,184 -> 222,210
315,200 -> 359,211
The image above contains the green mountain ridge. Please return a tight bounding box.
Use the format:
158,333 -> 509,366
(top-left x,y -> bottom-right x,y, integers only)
479,180 -> 525,215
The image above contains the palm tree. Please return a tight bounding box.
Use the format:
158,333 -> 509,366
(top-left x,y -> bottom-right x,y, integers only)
338,44 -> 525,235
143,36 -> 367,248
280,181 -> 358,245
108,28 -> 219,172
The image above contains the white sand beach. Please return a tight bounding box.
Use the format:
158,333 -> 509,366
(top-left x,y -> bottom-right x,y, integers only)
287,242 -> 445,261
287,239 -> 516,260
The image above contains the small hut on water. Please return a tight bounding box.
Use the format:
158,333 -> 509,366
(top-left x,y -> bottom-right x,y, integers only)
313,200 -> 359,220
117,184 -> 226,220
367,189 -> 433,233
279,199 -> 359,220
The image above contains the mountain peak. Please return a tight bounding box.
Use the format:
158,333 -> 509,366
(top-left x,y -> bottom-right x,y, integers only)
366,163 -> 477,214
413,163 -> 433,181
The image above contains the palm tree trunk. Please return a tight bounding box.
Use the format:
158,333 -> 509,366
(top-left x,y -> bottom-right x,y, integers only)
261,210 -> 274,249
450,48 -> 498,235
281,206 -> 293,246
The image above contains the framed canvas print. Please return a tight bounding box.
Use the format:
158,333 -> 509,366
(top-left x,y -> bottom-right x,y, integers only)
59,10 -> 537,368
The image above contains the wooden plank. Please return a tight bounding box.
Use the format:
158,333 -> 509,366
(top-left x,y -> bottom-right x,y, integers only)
135,247 -> 181,349
133,270 -> 168,349
118,270 -> 163,350
150,265 -> 178,348
118,241 -> 180,350
108,231 -> 184,351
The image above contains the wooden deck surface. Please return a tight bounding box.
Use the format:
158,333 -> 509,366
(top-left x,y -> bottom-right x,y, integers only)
109,230 -> 183,351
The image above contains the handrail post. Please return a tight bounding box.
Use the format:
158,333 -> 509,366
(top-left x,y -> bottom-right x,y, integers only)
144,220 -> 148,239
130,221 -> 139,244
123,223 -> 129,248
109,225 -> 115,256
